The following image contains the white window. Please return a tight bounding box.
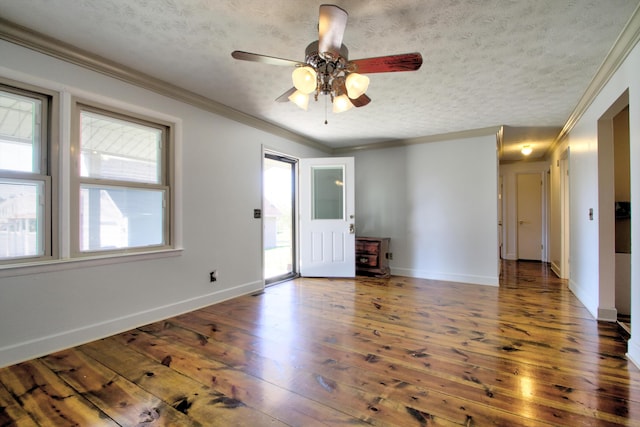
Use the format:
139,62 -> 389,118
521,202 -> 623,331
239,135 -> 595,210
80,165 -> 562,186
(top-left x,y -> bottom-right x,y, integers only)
0,79 -> 176,271
0,82 -> 54,263
71,101 -> 172,255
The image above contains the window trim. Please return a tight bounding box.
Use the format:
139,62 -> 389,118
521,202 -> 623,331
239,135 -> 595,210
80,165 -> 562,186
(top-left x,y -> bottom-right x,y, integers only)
69,97 -> 174,257
0,77 -> 58,265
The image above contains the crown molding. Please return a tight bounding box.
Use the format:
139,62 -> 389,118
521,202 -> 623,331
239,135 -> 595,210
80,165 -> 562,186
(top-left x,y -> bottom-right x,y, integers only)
0,17 -> 331,153
496,125 -> 504,160
550,2 -> 640,153
332,126 -> 501,155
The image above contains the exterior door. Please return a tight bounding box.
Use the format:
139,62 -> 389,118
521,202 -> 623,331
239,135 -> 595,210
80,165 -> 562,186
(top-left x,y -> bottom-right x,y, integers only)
263,152 -> 297,285
517,173 -> 543,260
299,157 -> 355,277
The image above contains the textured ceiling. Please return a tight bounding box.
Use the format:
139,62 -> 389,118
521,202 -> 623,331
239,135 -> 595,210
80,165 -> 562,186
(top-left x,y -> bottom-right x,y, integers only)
0,0 -> 638,158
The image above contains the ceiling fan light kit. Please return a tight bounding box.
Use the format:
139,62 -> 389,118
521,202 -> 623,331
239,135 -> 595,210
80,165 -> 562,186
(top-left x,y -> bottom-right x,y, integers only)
292,66 -> 317,94
288,90 -> 310,110
345,73 -> 369,99
231,4 -> 423,117
332,93 -> 353,113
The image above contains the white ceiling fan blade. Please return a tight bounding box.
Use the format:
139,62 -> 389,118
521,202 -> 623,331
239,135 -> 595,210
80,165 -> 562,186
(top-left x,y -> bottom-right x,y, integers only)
318,4 -> 348,57
231,51 -> 304,67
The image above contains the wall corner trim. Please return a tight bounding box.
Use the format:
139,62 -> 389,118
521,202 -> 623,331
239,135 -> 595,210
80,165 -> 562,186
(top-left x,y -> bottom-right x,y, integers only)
333,126 -> 502,155
597,307 -> 618,322
391,268 -> 499,287
627,339 -> 640,370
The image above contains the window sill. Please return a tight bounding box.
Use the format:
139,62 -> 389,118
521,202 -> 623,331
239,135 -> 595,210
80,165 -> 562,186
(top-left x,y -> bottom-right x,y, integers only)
0,248 -> 184,279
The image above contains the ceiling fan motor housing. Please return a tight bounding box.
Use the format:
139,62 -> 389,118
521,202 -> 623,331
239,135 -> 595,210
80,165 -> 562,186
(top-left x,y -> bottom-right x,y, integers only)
305,41 -> 351,97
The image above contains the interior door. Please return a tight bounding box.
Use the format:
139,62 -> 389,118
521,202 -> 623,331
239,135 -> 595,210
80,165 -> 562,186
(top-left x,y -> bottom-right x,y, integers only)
517,173 -> 543,260
299,157 -> 355,277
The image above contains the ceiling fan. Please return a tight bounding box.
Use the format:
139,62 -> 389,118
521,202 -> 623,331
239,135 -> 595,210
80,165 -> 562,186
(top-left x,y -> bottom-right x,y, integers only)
231,4 -> 423,116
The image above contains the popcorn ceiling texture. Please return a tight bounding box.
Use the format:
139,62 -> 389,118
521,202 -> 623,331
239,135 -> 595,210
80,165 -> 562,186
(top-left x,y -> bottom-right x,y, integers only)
0,0 -> 637,149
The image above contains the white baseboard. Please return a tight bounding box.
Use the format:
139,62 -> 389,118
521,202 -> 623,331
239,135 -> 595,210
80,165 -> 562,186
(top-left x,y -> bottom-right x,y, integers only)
597,307 -> 618,322
568,278 -> 598,320
0,280 -> 263,368
628,338 -> 640,370
550,261 -> 561,278
391,267 -> 499,286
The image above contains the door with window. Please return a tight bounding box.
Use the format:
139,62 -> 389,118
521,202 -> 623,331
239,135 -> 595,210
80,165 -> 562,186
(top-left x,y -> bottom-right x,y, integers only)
299,157 -> 355,277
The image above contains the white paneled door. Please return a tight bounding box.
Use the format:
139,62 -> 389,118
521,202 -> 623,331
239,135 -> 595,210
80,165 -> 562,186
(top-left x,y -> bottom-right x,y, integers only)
299,157 -> 355,277
517,173 -> 543,261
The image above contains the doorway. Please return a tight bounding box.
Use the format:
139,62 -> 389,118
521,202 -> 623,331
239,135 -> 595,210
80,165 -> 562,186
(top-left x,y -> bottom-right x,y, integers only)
560,148 -> 570,279
613,106 -> 631,333
263,152 -> 297,285
597,90 -> 630,326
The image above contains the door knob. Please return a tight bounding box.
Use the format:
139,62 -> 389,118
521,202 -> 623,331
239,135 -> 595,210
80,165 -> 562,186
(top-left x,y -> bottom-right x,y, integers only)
349,223 -> 355,234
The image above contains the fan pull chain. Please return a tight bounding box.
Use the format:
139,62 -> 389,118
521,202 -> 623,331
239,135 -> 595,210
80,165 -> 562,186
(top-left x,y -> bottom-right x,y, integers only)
324,95 -> 328,125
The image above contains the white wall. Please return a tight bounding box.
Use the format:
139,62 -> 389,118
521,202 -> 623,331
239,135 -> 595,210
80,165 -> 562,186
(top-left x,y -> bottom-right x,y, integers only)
499,161 -> 550,261
556,39 -> 640,366
352,135 -> 500,286
0,40 -> 325,367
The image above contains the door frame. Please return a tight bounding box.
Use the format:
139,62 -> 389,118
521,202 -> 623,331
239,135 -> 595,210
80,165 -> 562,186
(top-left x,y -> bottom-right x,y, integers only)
596,90 -> 630,321
262,148 -> 299,285
560,148 -> 570,279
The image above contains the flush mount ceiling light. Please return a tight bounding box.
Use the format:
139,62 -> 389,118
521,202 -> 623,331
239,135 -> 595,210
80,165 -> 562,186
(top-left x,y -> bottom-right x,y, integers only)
521,145 -> 533,156
232,4 -> 422,119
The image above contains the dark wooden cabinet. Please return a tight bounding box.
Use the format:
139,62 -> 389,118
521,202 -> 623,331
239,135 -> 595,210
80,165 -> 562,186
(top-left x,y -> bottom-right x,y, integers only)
355,237 -> 390,277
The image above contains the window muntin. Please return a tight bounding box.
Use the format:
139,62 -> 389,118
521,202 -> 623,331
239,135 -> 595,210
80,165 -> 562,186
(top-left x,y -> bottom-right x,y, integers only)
73,102 -> 171,255
0,83 -> 51,264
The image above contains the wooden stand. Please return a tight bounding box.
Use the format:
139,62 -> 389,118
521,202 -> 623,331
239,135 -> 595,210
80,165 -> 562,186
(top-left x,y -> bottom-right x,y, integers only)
355,237 -> 390,278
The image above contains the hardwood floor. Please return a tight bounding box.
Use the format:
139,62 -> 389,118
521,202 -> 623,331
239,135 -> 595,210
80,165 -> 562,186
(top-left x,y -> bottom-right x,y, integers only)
1,261 -> 639,426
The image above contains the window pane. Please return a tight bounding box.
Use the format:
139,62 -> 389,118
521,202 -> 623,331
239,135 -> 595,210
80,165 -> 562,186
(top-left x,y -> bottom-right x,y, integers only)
79,185 -> 165,251
0,90 -> 42,173
312,166 -> 344,220
0,180 -> 44,259
80,111 -> 161,184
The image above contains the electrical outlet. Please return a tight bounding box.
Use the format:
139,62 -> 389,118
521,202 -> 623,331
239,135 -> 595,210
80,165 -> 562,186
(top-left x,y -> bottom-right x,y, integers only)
386,252 -> 393,260
209,270 -> 217,282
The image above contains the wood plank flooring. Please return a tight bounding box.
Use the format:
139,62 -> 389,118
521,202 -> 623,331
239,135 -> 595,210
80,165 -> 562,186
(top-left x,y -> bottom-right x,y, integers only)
1,260 -> 639,426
